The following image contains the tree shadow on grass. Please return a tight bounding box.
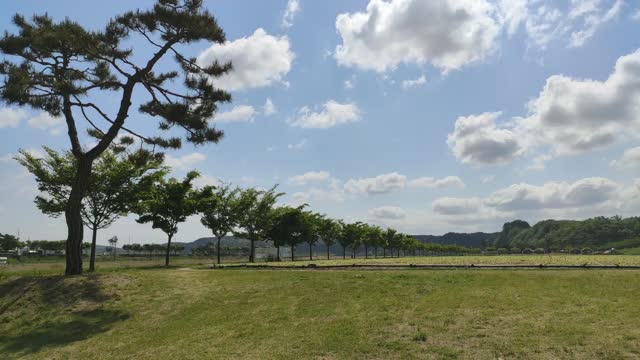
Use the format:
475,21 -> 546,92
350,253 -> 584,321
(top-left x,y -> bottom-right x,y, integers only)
0,275 -> 130,357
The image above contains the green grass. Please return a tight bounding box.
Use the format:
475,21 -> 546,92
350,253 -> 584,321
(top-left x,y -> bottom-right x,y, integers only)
1,267 -> 640,359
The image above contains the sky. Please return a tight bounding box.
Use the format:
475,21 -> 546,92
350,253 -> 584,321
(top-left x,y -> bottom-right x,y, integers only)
1,0 -> 640,246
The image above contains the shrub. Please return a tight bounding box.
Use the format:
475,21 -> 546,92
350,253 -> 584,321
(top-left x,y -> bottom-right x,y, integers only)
534,248 -> 545,254
522,248 -> 533,254
510,247 -> 522,254
581,248 -> 593,255
497,248 -> 509,254
570,248 -> 582,255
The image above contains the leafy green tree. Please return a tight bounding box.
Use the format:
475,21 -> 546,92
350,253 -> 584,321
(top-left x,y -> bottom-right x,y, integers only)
234,186 -> 283,262
16,147 -> 165,271
0,233 -> 22,251
365,225 -> 384,258
302,212 -> 320,261
0,0 -> 233,275
199,183 -> 242,264
135,171 -> 203,266
382,228 -> 397,257
341,222 -> 364,259
317,217 -> 341,260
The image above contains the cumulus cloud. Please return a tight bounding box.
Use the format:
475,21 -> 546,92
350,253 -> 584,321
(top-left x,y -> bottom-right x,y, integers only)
164,152 -> 206,170
291,179 -> 345,203
369,206 -> 406,220
213,105 -> 256,123
281,0 -> 300,29
197,28 -> 294,91
610,147 -> 640,169
0,108 -> 27,128
447,112 -> 523,166
450,49 -> 640,166
289,100 -> 360,129
27,112 -> 64,135
401,75 -> 427,89
289,171 -> 331,185
335,0 -> 500,73
432,177 -> 621,220
408,176 -> 465,189
263,98 -> 276,115
485,177 -> 619,211
344,172 -> 406,195
432,197 -> 483,215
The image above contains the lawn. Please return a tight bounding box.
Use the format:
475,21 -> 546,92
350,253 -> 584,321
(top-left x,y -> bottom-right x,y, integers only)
1,267 -> 640,359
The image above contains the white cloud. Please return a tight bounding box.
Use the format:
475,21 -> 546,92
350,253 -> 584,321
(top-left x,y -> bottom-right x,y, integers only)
289,171 -> 331,185
450,49 -> 640,166
344,172 -> 406,195
633,8 -> 640,21
287,138 -> 308,150
432,197 -> 483,215
213,105 -> 256,123
263,98 -> 276,116
484,177 -> 619,211
569,0 -> 622,48
27,112 -> 64,132
281,0 -> 300,29
192,174 -> 221,189
401,75 -> 427,89
335,0 -> 500,73
164,152 -> 206,170
0,108 -> 27,128
291,179 -> 345,204
408,176 -> 465,189
610,147 -> 640,169
197,28 -> 294,91
526,154 -> 552,171
369,206 -> 406,220
447,112 -> 523,166
289,100 -> 360,129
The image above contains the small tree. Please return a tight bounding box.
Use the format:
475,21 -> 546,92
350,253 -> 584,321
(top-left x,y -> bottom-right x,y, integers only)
234,186 -> 283,262
0,233 -> 22,251
303,212 -> 320,261
199,183 -> 242,264
382,228 -> 397,257
135,171 -> 202,266
16,147 -> 165,272
0,0 -> 233,275
317,217 -> 341,260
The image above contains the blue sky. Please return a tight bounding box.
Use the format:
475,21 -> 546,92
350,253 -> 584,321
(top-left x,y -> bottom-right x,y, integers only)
1,0 -> 640,245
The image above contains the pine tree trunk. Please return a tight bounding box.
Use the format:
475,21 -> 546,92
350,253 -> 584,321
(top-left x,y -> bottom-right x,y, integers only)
64,157 -> 93,275
217,236 -> 221,264
89,226 -> 98,272
165,234 -> 173,267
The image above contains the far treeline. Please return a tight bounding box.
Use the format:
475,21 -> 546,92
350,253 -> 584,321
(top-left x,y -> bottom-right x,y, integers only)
487,217 -> 640,252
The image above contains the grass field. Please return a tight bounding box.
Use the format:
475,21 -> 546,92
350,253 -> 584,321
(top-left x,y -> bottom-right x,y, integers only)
1,264 -> 640,359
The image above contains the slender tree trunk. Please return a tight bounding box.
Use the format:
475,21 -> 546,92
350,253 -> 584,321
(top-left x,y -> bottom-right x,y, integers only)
343,246 -> 346,259
327,244 -> 331,260
217,236 -> 222,264
89,226 -> 98,272
65,157 -> 93,275
291,245 -> 295,261
383,248 -> 386,257
352,247 -> 356,259
250,238 -> 255,263
365,244 -> 368,259
165,234 -> 173,267
277,245 -> 280,261
374,246 -> 378,258
309,242 -> 313,261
